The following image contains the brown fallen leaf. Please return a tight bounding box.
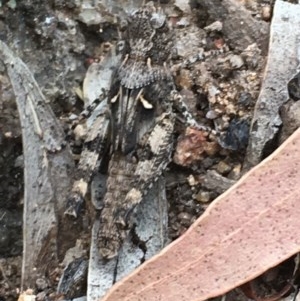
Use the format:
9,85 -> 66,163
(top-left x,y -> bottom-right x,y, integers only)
100,127 -> 300,301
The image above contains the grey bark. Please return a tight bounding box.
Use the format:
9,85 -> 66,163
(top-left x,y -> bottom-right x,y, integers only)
0,40 -> 76,289
244,0 -> 300,169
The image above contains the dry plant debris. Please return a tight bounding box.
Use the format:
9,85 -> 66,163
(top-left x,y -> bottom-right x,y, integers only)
101,126 -> 300,301
0,0 -> 300,301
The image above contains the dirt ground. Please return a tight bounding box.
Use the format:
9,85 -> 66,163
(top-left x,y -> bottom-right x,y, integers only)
0,0 -> 286,300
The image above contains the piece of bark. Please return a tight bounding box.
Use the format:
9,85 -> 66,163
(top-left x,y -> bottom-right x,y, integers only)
244,0 -> 300,169
100,123 -> 300,301
0,40 -> 76,289
199,0 -> 269,54
202,170 -> 236,195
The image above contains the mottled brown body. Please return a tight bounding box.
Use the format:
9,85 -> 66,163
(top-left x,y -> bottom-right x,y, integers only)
98,153 -> 138,258
66,2 -> 208,259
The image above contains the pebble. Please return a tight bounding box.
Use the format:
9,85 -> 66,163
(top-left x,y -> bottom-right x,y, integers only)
261,5 -> 272,21
73,124 -> 87,141
220,118 -> 250,150
229,54 -> 244,69
238,91 -> 253,107
187,175 -> 197,186
69,113 -> 78,121
216,161 -> 232,175
17,289 -> 36,301
229,163 -> 242,180
194,191 -> 211,203
14,155 -> 24,168
176,17 -> 190,27
178,212 -> 193,227
204,21 -> 223,32
77,8 -> 103,26
206,110 -> 218,120
4,131 -> 12,138
174,0 -> 191,13
7,0 -> 17,10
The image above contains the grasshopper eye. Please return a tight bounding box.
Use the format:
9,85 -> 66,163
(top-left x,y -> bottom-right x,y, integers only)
150,12 -> 166,29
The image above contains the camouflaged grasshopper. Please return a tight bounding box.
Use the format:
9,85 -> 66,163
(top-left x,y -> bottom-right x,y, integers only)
65,2 -> 213,259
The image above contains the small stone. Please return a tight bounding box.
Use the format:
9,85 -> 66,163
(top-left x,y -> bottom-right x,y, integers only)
77,8 -> 103,26
219,119 -> 250,151
194,191 -> 211,203
4,131 -> 12,138
206,110 -> 218,120
176,17 -> 190,27
14,155 -> 24,168
174,0 -> 191,13
187,175 -> 197,186
69,113 -> 78,121
7,0 -> 17,10
229,163 -> 242,180
238,92 -> 253,107
73,124 -> 87,141
216,161 -> 232,175
229,54 -> 244,69
204,21 -> 223,32
261,5 -> 272,21
18,289 -> 36,301
178,212 -> 193,227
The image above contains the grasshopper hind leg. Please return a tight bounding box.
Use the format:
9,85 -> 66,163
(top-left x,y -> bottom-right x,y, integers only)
65,110 -> 111,218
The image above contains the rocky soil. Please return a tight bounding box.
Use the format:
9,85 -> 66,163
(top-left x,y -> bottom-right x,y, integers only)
0,0 -> 278,300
